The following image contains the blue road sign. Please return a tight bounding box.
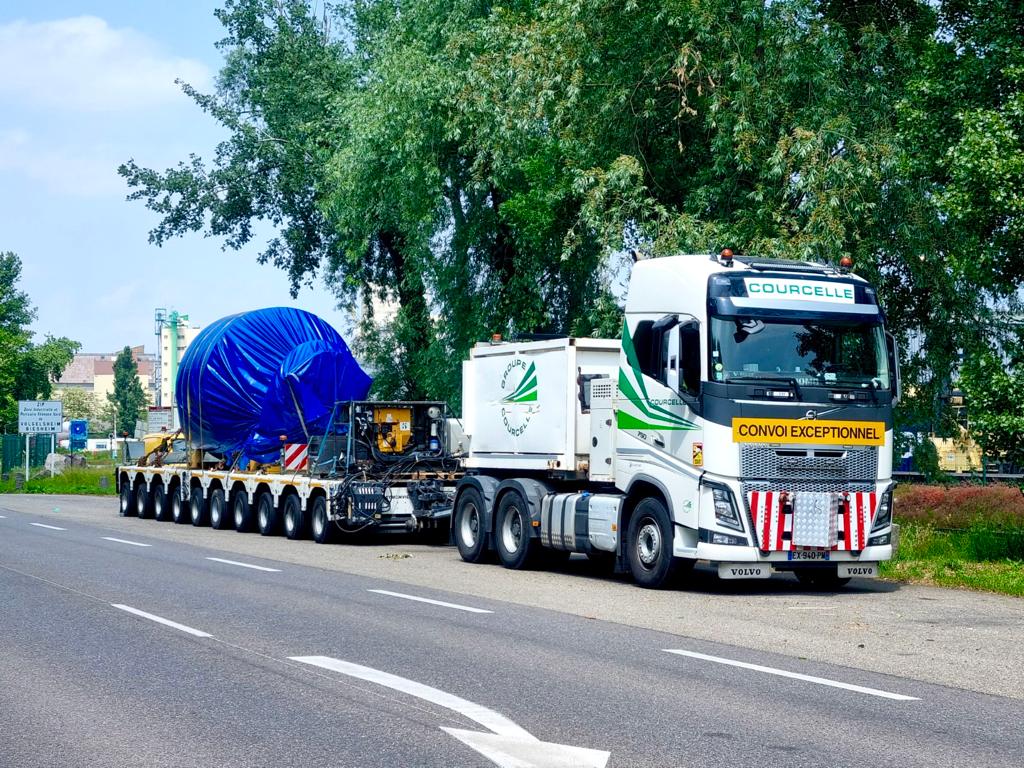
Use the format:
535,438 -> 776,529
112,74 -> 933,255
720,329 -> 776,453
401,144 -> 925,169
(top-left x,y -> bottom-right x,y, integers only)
70,419 -> 88,451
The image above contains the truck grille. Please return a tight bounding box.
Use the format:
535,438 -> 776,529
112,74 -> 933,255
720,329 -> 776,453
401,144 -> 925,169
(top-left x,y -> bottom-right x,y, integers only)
739,444 -> 877,481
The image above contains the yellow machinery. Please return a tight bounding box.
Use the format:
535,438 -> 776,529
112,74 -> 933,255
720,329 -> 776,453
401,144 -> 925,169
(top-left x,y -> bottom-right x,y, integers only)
374,406 -> 413,453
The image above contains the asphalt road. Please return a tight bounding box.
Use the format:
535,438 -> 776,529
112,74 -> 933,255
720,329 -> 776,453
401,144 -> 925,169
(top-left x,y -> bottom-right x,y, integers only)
1,495 -> 1022,768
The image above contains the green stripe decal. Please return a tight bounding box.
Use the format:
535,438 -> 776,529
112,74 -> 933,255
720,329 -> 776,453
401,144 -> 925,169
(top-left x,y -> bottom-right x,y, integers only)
616,411 -> 697,431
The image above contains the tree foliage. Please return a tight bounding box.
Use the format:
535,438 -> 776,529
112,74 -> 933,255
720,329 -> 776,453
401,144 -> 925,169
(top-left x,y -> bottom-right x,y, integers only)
0,252 -> 80,430
108,347 -> 147,436
120,0 -> 1024,437
57,388 -> 98,422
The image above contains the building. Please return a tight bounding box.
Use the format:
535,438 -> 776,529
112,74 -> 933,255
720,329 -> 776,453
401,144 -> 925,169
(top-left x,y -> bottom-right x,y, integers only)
54,347 -> 156,403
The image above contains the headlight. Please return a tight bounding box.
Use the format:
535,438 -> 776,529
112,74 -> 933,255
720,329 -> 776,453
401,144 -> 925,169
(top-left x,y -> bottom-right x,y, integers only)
708,483 -> 744,532
871,486 -> 894,531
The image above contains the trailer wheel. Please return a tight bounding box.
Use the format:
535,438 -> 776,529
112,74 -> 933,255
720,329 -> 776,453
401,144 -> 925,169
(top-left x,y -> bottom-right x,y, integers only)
627,497 -> 680,589
795,568 -> 851,590
283,494 -> 306,540
495,491 -> 538,570
190,491 -> 210,526
257,492 -> 280,536
311,496 -> 334,544
119,478 -> 136,517
209,488 -> 230,530
152,479 -> 169,521
135,480 -> 152,519
233,491 -> 255,532
453,488 -> 487,563
171,489 -> 189,524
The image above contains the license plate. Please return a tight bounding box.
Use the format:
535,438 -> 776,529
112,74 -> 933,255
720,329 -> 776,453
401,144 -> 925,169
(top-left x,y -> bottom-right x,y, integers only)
838,562 -> 878,578
788,549 -> 830,561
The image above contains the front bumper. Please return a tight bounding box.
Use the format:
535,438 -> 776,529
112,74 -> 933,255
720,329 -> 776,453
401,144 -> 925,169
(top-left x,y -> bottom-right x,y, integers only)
690,541 -> 893,564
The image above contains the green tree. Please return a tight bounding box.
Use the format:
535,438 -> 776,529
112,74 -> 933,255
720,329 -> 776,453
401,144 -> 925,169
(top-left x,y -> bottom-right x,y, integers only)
57,388 -> 97,421
107,347 -> 147,437
0,252 -> 79,430
958,345 -> 1024,467
118,0 -> 1024,420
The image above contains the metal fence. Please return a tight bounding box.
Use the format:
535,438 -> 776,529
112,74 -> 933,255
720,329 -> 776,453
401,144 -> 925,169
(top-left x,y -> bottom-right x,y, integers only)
1,434 -> 53,475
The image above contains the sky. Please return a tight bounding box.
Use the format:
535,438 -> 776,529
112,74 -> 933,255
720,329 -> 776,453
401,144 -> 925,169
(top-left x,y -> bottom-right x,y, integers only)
0,1 -> 349,354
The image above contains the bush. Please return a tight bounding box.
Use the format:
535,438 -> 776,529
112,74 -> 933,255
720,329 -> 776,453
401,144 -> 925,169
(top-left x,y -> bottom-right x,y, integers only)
895,483 -> 1024,529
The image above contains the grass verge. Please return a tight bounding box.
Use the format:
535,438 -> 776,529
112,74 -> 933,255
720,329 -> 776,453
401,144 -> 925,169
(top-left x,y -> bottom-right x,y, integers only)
881,522 -> 1024,597
0,466 -> 116,496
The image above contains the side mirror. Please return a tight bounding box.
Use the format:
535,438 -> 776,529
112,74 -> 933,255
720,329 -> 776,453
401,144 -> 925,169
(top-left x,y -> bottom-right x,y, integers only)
886,331 -> 901,404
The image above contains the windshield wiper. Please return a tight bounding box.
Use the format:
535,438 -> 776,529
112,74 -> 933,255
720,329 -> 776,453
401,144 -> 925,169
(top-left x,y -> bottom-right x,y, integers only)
725,375 -> 802,400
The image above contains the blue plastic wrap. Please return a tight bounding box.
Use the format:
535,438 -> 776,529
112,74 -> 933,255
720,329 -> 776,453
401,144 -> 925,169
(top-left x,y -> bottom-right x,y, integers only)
176,307 -> 372,464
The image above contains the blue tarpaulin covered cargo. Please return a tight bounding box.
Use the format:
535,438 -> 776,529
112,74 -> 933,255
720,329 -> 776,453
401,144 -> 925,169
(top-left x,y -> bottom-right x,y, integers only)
176,307 -> 372,464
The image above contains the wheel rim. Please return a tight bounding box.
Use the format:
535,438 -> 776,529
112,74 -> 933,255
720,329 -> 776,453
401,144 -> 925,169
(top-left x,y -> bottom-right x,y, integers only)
172,496 -> 181,521
192,496 -> 201,523
313,509 -> 324,536
285,507 -> 294,533
154,494 -> 163,517
501,505 -> 523,554
637,518 -> 661,568
136,490 -> 145,515
120,487 -> 129,512
234,499 -> 244,528
460,502 -> 479,548
259,503 -> 268,529
211,496 -> 221,525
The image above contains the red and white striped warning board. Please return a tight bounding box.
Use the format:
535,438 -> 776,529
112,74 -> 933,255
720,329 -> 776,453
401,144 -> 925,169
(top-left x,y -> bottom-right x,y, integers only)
747,491 -> 876,552
283,443 -> 309,472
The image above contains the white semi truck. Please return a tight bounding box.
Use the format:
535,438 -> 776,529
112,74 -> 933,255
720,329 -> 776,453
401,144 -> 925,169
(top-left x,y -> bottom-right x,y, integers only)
452,251 -> 898,588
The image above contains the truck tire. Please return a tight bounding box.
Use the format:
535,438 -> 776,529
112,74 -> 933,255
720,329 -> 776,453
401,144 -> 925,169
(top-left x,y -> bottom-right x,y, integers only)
627,497 -> 680,589
171,490 -> 189,524
283,494 -> 306,540
152,480 -> 169,521
257,492 -> 280,536
454,488 -> 488,563
495,490 -> 538,570
209,488 -> 230,530
119,479 -> 136,517
191,491 -> 210,526
310,496 -> 334,544
795,568 -> 851,590
233,491 -> 255,532
135,480 -> 152,519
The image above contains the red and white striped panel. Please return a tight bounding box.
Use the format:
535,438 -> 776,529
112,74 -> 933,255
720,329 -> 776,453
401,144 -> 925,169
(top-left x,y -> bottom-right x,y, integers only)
283,443 -> 309,471
747,491 -> 877,551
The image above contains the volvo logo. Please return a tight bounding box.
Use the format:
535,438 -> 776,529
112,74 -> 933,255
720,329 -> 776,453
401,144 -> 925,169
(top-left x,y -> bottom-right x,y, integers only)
805,410 -> 817,420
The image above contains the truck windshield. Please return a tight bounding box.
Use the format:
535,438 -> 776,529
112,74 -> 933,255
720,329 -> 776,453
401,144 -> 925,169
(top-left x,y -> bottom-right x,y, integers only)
710,317 -> 890,389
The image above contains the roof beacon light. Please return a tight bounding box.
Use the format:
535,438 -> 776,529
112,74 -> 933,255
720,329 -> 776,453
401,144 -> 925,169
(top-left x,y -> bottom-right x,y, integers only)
719,248 -> 734,266
839,255 -> 854,273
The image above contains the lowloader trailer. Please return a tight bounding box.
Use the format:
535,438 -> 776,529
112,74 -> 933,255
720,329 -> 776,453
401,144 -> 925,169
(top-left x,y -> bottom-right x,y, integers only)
117,401 -> 462,542
451,251 -> 900,588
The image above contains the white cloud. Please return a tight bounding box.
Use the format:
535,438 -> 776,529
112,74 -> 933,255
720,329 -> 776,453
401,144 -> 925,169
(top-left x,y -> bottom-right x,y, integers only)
0,16 -> 212,112
0,128 -> 125,197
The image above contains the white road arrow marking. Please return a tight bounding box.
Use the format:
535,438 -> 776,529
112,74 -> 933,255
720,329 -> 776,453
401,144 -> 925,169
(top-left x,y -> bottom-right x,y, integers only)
290,655 -> 609,768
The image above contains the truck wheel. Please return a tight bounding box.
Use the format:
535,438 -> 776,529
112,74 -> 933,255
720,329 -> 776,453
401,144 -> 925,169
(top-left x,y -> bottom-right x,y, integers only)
191,491 -> 209,526
454,488 -> 488,563
171,490 -> 189,524
795,568 -> 851,590
495,491 -> 538,570
135,481 -> 152,519
209,488 -> 230,530
119,479 -> 136,517
627,497 -> 679,589
233,491 -> 255,532
283,494 -> 306,540
257,492 -> 280,536
152,480 -> 169,521
311,496 -> 334,544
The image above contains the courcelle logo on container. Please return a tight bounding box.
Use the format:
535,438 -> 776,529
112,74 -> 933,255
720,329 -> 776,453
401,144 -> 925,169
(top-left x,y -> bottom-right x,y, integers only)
743,278 -> 855,304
